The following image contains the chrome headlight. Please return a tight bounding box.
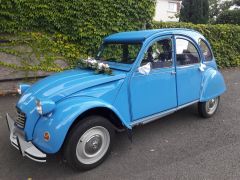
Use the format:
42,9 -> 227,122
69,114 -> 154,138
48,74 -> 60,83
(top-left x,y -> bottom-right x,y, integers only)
36,100 -> 43,115
17,84 -> 31,95
17,87 -> 21,94
36,99 -> 55,115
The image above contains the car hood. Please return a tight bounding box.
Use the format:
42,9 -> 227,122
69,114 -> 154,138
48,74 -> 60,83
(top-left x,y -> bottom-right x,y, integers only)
18,69 -> 126,105
16,69 -> 126,140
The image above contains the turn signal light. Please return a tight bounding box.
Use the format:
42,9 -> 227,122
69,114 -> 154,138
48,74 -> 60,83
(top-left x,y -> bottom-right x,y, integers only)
43,132 -> 50,141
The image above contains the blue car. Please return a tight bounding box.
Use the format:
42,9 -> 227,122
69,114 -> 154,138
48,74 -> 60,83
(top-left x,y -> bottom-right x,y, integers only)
6,28 -> 226,170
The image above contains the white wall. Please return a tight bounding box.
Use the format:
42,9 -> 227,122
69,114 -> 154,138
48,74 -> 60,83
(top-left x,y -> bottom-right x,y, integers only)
153,0 -> 180,22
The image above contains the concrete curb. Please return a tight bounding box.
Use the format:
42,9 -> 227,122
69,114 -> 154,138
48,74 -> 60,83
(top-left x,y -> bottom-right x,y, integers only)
0,75 -> 47,82
0,76 -> 47,96
0,90 -> 18,96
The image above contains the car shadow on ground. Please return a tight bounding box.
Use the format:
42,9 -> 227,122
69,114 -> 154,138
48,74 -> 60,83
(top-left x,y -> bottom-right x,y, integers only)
3,104 -> 202,177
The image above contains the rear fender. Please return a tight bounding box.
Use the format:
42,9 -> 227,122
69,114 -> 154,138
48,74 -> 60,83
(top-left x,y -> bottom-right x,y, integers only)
200,68 -> 226,102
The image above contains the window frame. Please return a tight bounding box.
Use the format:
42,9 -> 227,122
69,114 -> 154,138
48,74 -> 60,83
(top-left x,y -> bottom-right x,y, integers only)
96,42 -> 142,65
139,37 -> 174,70
175,37 -> 202,67
198,38 -> 214,62
168,2 -> 178,13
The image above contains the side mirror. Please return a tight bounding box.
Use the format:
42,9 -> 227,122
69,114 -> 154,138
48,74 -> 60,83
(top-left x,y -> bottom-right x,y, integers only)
138,62 -> 152,75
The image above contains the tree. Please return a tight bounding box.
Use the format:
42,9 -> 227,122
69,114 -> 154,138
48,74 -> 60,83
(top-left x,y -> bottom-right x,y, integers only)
216,9 -> 240,24
209,0 -> 240,23
180,0 -> 209,24
234,0 -> 240,6
209,0 -> 234,22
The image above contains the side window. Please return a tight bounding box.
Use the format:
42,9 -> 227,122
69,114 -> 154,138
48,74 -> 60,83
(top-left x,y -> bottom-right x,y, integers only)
141,39 -> 173,69
176,38 -> 200,66
199,39 -> 213,61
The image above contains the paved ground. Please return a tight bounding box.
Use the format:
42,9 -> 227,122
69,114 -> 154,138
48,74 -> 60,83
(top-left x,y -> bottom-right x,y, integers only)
0,68 -> 239,180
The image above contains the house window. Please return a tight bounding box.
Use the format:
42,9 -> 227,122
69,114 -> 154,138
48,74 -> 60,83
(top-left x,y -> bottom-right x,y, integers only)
168,2 -> 177,12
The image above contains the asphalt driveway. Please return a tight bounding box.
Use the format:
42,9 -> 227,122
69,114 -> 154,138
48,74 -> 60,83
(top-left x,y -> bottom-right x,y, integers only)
0,68 -> 239,180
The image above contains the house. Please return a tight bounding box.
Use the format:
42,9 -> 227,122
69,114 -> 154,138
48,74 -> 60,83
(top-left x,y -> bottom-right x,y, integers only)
154,0 -> 182,22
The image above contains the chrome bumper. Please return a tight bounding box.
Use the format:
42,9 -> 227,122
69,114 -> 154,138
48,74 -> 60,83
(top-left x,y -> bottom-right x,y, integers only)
6,113 -> 47,162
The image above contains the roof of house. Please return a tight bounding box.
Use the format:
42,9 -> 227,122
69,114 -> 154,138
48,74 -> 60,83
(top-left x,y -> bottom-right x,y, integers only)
104,28 -> 202,43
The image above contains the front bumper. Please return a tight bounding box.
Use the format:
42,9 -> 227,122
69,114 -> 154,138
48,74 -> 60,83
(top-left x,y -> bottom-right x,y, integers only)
6,113 -> 47,162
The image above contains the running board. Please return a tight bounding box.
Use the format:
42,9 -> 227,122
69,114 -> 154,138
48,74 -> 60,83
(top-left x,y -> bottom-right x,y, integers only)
131,100 -> 199,127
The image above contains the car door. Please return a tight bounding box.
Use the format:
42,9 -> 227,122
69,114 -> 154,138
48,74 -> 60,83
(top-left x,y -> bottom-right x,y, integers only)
130,36 -> 177,121
175,36 -> 202,105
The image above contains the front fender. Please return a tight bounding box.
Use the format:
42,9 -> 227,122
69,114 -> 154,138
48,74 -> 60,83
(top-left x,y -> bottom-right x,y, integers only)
32,96 -> 130,154
200,68 -> 226,102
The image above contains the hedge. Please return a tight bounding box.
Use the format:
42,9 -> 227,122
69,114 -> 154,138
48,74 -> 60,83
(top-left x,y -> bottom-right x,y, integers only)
152,22 -> 240,68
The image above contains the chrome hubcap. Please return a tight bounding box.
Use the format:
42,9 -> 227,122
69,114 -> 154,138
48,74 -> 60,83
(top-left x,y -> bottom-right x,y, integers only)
206,97 -> 218,115
76,126 -> 110,165
85,135 -> 102,155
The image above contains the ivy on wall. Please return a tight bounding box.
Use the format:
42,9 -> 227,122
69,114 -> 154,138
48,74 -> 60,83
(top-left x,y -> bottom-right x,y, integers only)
0,0 -> 156,55
0,32 -> 82,72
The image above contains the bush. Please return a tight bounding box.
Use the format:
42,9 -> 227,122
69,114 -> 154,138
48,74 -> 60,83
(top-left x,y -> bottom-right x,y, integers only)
152,22 -> 240,67
216,10 -> 240,25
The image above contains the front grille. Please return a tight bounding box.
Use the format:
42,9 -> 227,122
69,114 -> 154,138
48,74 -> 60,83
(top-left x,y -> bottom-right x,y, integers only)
16,108 -> 26,129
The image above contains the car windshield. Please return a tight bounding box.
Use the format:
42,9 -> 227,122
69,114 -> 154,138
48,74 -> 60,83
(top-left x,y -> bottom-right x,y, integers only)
96,42 -> 142,64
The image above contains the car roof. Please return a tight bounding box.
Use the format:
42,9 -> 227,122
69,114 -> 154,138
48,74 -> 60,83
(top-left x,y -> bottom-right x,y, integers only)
104,28 -> 204,43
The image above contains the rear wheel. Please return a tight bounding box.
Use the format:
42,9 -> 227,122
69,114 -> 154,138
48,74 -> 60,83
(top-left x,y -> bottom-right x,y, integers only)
64,116 -> 115,171
198,96 -> 220,118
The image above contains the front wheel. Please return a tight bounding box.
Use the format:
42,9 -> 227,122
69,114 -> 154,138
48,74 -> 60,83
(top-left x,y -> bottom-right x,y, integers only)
63,116 -> 115,171
198,96 -> 220,118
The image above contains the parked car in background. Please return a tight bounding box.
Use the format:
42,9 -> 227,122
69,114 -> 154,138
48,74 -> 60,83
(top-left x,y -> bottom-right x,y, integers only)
6,28 -> 226,171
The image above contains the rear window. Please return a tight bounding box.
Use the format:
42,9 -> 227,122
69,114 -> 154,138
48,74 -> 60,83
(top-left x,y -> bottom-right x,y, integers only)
199,39 -> 213,61
176,38 -> 200,66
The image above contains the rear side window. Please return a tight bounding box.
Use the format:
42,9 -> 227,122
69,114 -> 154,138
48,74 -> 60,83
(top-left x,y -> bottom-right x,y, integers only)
199,39 -> 213,61
176,38 -> 200,66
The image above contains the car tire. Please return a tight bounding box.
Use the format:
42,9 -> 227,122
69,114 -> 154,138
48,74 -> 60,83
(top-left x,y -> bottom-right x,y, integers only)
63,115 -> 115,171
198,96 -> 220,118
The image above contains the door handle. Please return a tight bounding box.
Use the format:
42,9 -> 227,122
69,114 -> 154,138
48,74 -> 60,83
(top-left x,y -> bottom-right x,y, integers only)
199,63 -> 206,72
171,71 -> 176,75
